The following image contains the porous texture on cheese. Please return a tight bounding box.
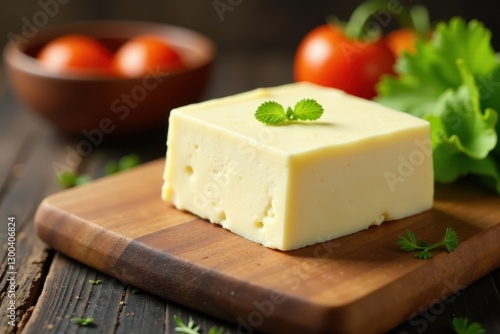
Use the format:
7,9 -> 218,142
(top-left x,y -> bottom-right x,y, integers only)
162,82 -> 434,251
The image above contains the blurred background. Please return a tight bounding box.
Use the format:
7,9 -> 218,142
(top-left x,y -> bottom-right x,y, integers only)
1,0 -> 499,100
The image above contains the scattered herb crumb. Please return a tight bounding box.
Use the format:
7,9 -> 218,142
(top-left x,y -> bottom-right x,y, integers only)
70,317 -> 94,326
57,154 -> 141,188
57,171 -> 92,188
452,317 -> 485,334
255,99 -> 323,125
397,227 -> 459,259
88,279 -> 102,285
106,153 -> 141,175
207,326 -> 225,334
173,315 -> 224,334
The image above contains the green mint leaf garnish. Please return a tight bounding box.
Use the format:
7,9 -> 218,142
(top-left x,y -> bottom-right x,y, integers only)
255,99 -> 323,125
292,98 -> 324,121
397,227 -> 459,259
452,317 -> 485,334
71,317 -> 94,326
255,101 -> 287,125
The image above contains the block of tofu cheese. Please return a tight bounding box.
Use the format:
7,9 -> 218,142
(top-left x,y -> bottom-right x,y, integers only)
162,82 -> 434,251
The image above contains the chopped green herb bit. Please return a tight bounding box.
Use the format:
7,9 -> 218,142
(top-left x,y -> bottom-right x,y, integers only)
57,171 -> 91,188
106,154 -> 141,175
71,317 -> 94,326
118,154 -> 141,171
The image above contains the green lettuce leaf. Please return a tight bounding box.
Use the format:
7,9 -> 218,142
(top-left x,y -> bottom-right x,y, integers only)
479,65 -> 500,156
425,65 -> 498,182
377,18 -> 497,117
465,156 -> 500,194
376,17 -> 500,194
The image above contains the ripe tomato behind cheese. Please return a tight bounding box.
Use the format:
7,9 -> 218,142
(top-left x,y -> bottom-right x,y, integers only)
294,24 -> 396,100
385,28 -> 418,57
113,35 -> 185,77
37,34 -> 114,74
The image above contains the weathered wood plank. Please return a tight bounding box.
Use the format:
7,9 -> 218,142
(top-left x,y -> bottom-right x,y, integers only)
115,287 -> 166,334
0,127 -> 67,333
22,253 -> 122,334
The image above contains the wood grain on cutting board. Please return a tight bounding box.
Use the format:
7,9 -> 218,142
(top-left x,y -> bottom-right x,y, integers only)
34,159 -> 500,334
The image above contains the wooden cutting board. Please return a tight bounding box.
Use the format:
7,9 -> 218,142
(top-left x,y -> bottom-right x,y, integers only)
34,159 -> 500,334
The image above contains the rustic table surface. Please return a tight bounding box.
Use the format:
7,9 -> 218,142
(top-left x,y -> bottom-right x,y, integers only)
0,51 -> 499,334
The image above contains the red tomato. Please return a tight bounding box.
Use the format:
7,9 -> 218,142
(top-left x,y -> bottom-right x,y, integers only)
385,28 -> 418,57
37,34 -> 113,74
294,25 -> 396,100
113,35 -> 185,77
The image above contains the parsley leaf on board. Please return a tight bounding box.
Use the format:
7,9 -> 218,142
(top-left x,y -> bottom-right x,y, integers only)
452,317 -> 485,334
173,315 -> 224,334
397,227 -> 459,259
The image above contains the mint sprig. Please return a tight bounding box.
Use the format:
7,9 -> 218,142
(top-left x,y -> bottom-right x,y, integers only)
255,99 -> 323,125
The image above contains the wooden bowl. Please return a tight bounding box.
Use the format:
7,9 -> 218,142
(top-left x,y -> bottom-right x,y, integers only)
3,20 -> 215,136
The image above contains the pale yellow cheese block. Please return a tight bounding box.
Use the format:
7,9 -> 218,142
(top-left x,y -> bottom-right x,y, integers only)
162,82 -> 434,250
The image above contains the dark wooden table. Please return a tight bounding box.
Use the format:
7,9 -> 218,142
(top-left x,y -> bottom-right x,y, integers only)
1,51 -> 499,334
